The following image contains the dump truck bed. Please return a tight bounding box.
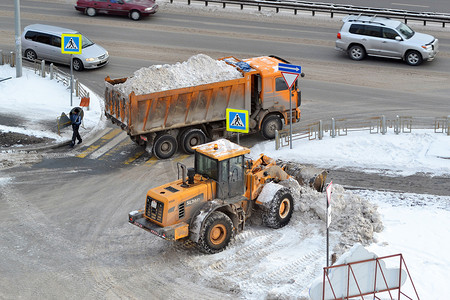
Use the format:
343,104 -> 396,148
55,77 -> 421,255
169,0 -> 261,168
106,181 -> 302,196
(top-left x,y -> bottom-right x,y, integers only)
104,73 -> 253,137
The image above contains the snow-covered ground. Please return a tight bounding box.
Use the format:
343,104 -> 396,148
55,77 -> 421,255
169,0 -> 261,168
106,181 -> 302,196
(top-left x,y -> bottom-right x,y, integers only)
1,63 -> 449,299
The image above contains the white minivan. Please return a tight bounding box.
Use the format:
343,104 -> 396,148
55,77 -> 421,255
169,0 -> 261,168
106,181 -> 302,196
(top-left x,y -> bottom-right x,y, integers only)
22,24 -> 109,71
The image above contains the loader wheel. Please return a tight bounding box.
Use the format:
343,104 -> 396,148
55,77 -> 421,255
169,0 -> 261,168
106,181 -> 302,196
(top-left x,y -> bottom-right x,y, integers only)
261,115 -> 282,139
198,211 -> 234,254
153,134 -> 177,159
180,128 -> 206,154
262,187 -> 294,229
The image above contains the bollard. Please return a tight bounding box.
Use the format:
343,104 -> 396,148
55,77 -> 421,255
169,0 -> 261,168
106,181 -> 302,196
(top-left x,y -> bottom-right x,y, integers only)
41,60 -> 46,77
331,118 -> 336,138
319,120 -> 323,140
50,63 -> 54,80
381,115 -> 386,135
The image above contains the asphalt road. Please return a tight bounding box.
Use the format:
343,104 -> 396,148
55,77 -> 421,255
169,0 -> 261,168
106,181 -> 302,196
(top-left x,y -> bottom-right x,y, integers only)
1,1 -> 450,299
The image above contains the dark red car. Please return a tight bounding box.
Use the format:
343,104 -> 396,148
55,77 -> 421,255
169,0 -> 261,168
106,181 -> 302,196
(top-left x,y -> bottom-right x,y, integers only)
75,0 -> 158,21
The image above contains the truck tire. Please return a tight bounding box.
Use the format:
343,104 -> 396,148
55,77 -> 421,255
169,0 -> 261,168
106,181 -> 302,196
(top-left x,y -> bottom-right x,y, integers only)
261,115 -> 282,139
197,211 -> 234,254
153,134 -> 177,159
262,187 -> 294,229
180,128 -> 206,154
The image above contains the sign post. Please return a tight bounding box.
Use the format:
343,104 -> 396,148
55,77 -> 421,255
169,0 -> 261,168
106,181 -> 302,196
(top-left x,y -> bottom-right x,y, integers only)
61,33 -> 82,106
326,180 -> 333,267
278,63 -> 301,149
226,108 -> 249,145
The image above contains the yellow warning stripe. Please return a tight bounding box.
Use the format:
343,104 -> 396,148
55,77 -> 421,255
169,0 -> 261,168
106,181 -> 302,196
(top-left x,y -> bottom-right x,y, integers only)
76,128 -> 122,158
124,150 -> 145,165
99,138 -> 133,161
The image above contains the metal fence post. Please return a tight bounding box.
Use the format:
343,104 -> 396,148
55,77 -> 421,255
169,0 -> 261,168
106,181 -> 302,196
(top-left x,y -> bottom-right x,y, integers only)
319,120 -> 323,140
381,115 -> 386,135
394,115 -> 400,134
49,63 -> 54,80
41,60 -> 45,77
10,52 -> 15,67
275,130 -> 280,150
331,118 -> 336,138
447,115 -> 450,136
0,50 -> 3,65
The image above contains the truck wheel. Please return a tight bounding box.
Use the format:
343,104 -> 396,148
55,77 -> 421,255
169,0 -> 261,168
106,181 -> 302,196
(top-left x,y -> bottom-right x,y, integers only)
198,211 -> 234,254
180,128 -> 206,154
153,134 -> 177,159
262,187 -> 294,229
261,115 -> 282,139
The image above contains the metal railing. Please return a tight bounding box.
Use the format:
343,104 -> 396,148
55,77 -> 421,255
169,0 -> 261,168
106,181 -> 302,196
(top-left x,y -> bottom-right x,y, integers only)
31,58 -> 90,100
0,50 -> 15,67
172,0 -> 450,27
275,115 -> 450,150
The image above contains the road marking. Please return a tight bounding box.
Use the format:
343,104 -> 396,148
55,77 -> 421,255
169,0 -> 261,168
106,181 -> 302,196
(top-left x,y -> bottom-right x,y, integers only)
76,128 -> 122,159
174,154 -> 190,163
84,128 -> 111,147
124,150 -> 146,165
90,131 -> 128,159
99,138 -> 133,161
144,156 -> 158,166
391,3 -> 429,8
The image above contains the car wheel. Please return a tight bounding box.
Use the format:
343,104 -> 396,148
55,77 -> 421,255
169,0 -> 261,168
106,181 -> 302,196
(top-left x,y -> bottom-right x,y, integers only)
130,10 -> 141,21
405,50 -> 423,66
24,49 -> 37,61
348,45 -> 366,61
180,128 -> 206,154
86,7 -> 96,17
72,58 -> 84,71
261,115 -> 282,140
153,133 -> 178,159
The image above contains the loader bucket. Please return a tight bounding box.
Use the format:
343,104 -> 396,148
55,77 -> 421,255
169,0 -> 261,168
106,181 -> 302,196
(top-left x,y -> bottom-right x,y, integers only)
279,161 -> 328,192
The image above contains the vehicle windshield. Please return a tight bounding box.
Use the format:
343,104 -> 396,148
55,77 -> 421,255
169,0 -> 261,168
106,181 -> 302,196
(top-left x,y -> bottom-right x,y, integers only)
396,23 -> 415,39
195,153 -> 218,181
81,35 -> 94,48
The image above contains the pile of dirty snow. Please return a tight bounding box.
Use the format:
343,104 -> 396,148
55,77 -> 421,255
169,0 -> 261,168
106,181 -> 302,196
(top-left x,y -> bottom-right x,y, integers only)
115,54 -> 243,96
185,181 -> 383,299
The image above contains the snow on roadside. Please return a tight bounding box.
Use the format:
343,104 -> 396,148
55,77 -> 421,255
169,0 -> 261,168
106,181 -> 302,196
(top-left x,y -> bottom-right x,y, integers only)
114,54 -> 243,96
251,130 -> 450,177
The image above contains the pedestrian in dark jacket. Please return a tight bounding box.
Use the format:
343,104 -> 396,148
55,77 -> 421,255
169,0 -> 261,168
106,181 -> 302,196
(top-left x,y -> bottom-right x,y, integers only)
70,108 -> 82,147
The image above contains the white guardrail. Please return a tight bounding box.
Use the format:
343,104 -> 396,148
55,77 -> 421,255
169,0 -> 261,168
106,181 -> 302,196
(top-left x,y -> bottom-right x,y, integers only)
275,115 -> 450,150
172,0 -> 450,27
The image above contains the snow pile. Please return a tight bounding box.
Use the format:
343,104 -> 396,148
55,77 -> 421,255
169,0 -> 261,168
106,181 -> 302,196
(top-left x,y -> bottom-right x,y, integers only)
115,54 -> 243,96
284,179 -> 383,252
185,182 -> 383,299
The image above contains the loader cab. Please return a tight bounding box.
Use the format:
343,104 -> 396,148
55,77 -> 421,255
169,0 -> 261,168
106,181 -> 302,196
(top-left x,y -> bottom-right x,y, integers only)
194,139 -> 250,199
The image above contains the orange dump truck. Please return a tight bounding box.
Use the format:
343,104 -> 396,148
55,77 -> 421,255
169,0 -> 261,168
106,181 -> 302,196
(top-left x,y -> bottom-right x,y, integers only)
104,55 -> 303,159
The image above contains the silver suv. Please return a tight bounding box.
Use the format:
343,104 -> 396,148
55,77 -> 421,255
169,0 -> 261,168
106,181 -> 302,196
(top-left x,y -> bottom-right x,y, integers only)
335,15 -> 439,66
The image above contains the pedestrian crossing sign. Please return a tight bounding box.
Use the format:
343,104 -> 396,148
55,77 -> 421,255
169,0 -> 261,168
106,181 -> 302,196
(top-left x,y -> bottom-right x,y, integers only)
61,34 -> 82,54
226,108 -> 249,133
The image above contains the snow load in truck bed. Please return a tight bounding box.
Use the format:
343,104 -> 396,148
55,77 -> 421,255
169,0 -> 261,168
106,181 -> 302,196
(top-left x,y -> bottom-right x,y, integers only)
115,54 -> 244,96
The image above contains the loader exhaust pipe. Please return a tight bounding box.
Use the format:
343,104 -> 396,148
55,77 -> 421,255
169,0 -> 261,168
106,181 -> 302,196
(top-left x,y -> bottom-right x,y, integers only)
177,162 -> 189,188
